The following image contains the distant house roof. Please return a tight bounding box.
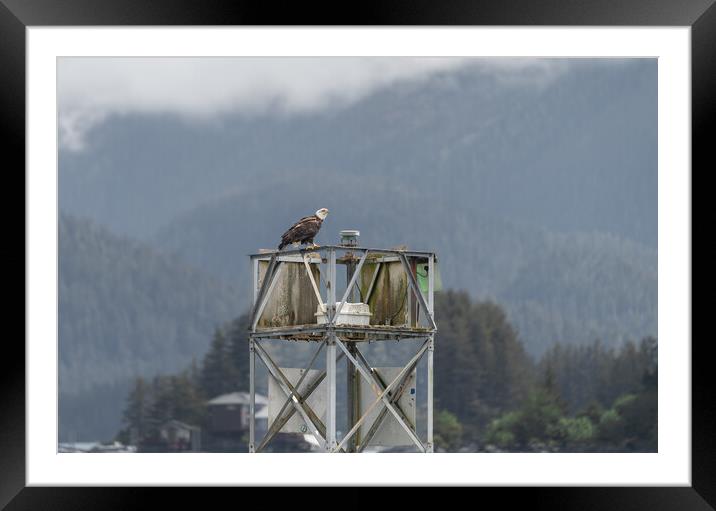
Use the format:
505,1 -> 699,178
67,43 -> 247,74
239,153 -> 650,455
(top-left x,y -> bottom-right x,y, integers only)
207,392 -> 268,406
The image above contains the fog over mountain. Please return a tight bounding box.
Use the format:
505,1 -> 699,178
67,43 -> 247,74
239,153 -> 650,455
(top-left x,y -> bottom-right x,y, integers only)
58,58 -> 656,440
58,57 -> 554,150
60,59 -> 655,242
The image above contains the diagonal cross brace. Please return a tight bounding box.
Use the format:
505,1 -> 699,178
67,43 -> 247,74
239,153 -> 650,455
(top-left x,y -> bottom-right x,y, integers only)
335,339 -> 427,452
330,250 -> 369,326
398,252 -> 437,331
251,254 -> 277,319
251,258 -> 283,332
257,352 -> 346,453
334,339 -> 429,453
253,341 -> 328,450
354,350 -> 417,452
364,262 -> 382,304
256,341 -> 325,452
303,254 -> 325,313
345,340 -> 426,452
357,366 -> 416,452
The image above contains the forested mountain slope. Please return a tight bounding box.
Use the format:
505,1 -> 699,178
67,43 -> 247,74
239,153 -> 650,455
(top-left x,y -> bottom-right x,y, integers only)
59,214 -> 242,440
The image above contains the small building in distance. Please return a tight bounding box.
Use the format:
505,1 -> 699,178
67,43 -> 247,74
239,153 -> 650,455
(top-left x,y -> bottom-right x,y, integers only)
159,419 -> 201,452
207,392 -> 268,437
205,392 -> 324,452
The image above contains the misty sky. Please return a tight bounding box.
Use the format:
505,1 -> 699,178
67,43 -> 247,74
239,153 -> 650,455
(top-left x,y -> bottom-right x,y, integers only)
57,57 -> 576,151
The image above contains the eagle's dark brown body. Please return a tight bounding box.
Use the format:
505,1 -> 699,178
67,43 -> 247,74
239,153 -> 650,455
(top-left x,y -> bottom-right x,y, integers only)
278,215 -> 323,250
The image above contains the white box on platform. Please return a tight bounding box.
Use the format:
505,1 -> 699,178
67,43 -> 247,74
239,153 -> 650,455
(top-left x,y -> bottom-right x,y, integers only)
315,302 -> 371,326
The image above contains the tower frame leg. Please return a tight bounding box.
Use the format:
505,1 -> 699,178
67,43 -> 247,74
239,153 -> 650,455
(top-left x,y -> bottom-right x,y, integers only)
326,334 -> 337,452
249,338 -> 256,453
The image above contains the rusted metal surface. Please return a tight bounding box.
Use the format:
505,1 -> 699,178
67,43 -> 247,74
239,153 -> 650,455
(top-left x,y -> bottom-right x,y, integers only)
359,259 -> 409,327
256,260 -> 321,328
250,254 -> 278,330
250,246 -> 436,333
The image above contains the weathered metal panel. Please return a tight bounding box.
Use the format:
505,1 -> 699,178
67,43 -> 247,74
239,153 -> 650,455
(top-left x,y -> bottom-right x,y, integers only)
268,367 -> 326,434
257,260 -> 321,328
359,259 -> 409,327
358,367 -> 417,447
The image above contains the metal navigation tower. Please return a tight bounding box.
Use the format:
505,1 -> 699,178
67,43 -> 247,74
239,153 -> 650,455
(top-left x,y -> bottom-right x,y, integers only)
247,231 -> 437,453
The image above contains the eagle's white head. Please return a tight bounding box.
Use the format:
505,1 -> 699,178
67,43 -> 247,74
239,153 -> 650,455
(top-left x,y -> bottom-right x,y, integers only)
315,208 -> 329,220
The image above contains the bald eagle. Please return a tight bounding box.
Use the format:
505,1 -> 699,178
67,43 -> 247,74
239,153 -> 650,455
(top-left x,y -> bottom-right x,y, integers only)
278,208 -> 329,250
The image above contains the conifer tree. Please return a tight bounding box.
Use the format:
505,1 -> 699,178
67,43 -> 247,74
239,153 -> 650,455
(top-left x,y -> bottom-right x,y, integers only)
121,377 -> 151,443
200,328 -> 238,399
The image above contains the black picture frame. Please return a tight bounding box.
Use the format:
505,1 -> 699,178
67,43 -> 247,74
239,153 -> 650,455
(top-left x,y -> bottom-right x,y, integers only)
4,0 -> 709,506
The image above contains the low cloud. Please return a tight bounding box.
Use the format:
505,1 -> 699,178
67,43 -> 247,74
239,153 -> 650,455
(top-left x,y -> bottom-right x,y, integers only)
58,57 -> 568,151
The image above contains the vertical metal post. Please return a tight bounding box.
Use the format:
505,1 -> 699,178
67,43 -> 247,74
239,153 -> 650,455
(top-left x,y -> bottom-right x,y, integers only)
407,270 -> 414,326
346,342 -> 359,452
427,334 -> 434,453
427,254 -> 435,452
249,337 -> 256,453
326,334 -> 337,452
344,249 -> 358,451
428,255 -> 435,322
325,248 -> 337,451
252,257 -> 259,306
327,248 -> 336,322
346,249 -> 357,303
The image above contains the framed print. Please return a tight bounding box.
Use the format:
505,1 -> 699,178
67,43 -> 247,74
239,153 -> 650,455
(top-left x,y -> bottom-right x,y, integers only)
4,0 -> 709,506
